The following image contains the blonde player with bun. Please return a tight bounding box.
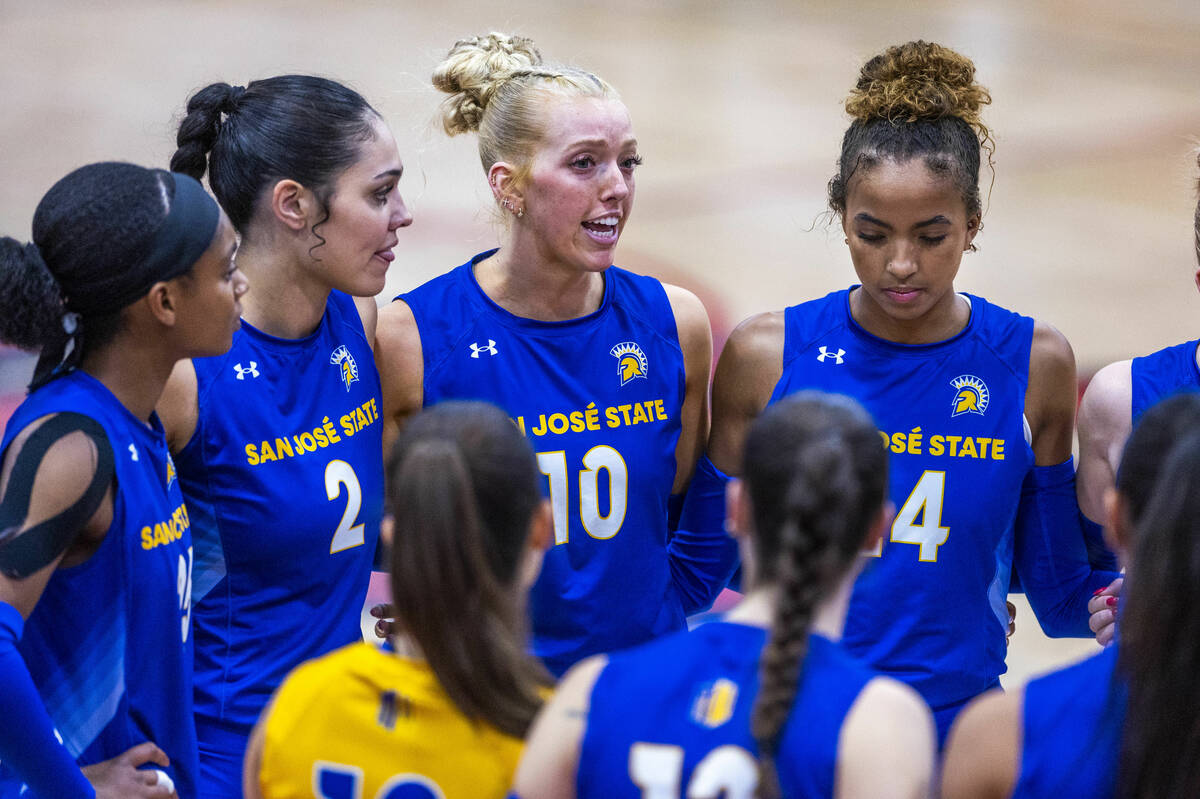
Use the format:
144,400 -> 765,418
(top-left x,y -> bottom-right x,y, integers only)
245,401 -> 553,799
706,40 -> 1117,746
376,34 -> 735,677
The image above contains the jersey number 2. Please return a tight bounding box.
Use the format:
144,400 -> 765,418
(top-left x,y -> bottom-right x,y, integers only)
630,742 -> 758,798
537,445 -> 628,545
868,470 -> 950,561
325,460 -> 365,554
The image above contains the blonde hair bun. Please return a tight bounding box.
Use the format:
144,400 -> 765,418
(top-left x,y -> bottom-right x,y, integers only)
432,33 -> 543,136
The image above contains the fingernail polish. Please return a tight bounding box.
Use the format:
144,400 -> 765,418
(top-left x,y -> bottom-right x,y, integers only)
1106,596 -> 1117,607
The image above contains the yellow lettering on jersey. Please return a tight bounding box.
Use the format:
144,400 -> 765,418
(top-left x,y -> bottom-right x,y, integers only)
885,431 -> 1008,461
141,502 -> 192,550
518,399 -> 670,438
242,403 -> 376,466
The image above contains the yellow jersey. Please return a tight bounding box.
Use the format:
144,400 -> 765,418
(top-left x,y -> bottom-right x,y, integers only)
257,641 -> 526,799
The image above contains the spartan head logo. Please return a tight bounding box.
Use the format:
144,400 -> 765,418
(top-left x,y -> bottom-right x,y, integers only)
690,678 -> 739,729
950,375 -> 989,417
330,345 -> 359,392
166,455 -> 177,490
610,342 -> 648,386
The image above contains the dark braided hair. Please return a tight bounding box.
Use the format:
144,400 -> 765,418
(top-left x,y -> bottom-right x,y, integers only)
0,162 -> 173,364
1113,394 -> 1200,799
171,75 -> 380,247
742,392 -> 887,797
828,41 -> 993,237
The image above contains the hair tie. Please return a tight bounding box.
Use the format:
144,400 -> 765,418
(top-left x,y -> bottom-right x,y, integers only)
225,85 -> 246,111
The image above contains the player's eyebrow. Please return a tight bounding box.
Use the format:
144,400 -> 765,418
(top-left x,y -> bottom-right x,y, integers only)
853,213 -> 952,229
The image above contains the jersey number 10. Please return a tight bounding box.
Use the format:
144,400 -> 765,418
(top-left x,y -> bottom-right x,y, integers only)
537,446 -> 629,545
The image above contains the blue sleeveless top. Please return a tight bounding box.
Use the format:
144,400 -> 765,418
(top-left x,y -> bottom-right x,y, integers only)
0,371 -> 198,798
176,290 -> 383,750
579,622 -> 875,798
400,251 -> 686,676
769,289 -> 1035,709
1011,646 -> 1122,799
1130,339 -> 1200,422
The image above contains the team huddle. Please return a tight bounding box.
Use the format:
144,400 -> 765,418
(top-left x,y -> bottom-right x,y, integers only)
0,32 -> 1196,799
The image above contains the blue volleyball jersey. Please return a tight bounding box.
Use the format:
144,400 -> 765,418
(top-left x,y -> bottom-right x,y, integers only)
769,289 -> 1035,709
578,622 -> 875,798
1130,339 -> 1200,422
1011,646 -> 1122,799
400,251 -> 686,675
0,371 -> 197,798
176,290 -> 383,753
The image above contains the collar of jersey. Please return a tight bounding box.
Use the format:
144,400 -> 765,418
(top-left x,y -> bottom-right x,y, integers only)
840,285 -> 979,358
49,369 -> 169,444
461,249 -> 614,337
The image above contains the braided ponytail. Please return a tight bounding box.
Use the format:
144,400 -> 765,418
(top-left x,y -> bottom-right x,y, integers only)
741,393 -> 887,796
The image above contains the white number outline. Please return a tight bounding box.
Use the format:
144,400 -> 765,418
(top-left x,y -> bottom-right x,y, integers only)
177,545 -> 193,642
630,742 -> 758,798
537,446 -> 630,545
325,459 -> 365,554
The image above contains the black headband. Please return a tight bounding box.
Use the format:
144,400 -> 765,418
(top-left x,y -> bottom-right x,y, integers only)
30,172 -> 221,389
64,172 -> 220,316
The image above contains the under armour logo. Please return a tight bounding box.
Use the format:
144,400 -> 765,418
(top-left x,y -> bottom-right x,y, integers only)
470,340 -> 498,358
234,362 -> 260,380
817,346 -> 845,364
129,444 -> 139,462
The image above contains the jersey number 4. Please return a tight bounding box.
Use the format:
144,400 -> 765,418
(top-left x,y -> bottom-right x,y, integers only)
868,470 -> 950,562
537,446 -> 628,545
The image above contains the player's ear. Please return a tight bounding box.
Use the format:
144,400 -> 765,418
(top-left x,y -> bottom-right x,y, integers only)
380,514 -> 394,548
863,500 -> 894,553
270,179 -> 313,232
725,479 -> 751,541
142,280 -> 178,327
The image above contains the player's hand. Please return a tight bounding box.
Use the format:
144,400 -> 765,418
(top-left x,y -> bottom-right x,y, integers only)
369,602 -> 395,639
82,741 -> 177,798
1087,577 -> 1122,647
1006,601 -> 1017,643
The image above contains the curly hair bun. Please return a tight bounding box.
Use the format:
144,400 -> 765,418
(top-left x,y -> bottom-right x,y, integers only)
846,41 -> 991,134
432,33 -> 543,136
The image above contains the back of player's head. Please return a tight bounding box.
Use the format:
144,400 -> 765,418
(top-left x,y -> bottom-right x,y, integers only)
828,40 -> 992,226
740,392 -> 887,796
432,32 -> 617,185
385,400 -> 547,737
1115,392 -> 1200,524
1117,426 -> 1200,799
171,75 -> 380,234
0,162 -> 218,385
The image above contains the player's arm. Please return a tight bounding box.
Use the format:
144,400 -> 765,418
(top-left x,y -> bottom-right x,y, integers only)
939,688 -> 1021,799
1016,322 -> 1119,637
663,284 -> 712,494
374,298 -> 424,457
661,286 -> 738,611
1076,360 -> 1131,522
707,312 -> 785,476
157,359 -> 199,454
511,655 -> 606,799
0,415 -> 175,798
837,677 -> 935,799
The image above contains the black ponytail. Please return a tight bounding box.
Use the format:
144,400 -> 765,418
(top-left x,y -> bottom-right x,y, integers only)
171,75 -> 380,236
